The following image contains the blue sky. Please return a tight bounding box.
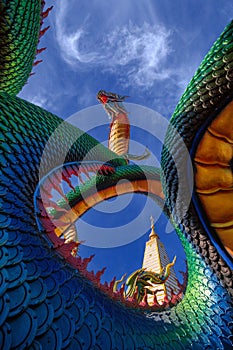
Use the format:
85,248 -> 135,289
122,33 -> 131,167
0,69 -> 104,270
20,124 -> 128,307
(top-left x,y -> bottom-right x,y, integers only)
19,1 -> 233,283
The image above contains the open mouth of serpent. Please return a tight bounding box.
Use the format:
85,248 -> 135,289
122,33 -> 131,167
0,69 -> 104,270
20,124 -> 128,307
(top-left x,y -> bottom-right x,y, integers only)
34,162 -> 187,310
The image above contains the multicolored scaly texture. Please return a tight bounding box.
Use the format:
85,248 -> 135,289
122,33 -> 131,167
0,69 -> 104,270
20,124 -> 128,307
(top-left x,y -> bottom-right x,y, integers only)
0,1 -> 232,349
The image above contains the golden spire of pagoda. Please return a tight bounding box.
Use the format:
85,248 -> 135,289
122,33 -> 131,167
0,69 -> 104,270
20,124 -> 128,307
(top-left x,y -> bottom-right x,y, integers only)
149,216 -> 158,240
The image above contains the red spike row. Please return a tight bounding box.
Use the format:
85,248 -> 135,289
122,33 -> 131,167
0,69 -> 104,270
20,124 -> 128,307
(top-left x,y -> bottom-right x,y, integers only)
126,285 -> 138,303
84,270 -> 99,286
169,288 -> 177,304
97,166 -> 107,175
67,254 -> 82,270
67,166 -> 83,184
55,241 -> 79,259
133,285 -> 139,301
126,301 -> 139,308
48,171 -> 63,189
39,26 -> 50,38
66,255 -> 84,270
172,279 -> 185,301
98,281 -> 115,297
109,276 -> 116,291
50,172 -> 68,193
160,294 -> 169,309
81,163 -> 115,176
36,47 -> 46,55
113,291 -> 124,303
33,59 -> 43,67
40,183 -> 53,199
139,291 -> 148,307
125,288 -> 139,308
107,165 -> 115,173
169,295 -> 179,307
150,303 -> 162,311
174,290 -> 183,302
100,281 -> 112,295
62,167 -> 73,181
29,72 -> 35,77
66,163 -> 114,178
39,217 -> 57,234
41,1 -> 46,9
152,292 -> 160,307
95,267 -> 106,284
42,6 -> 53,19
83,270 -> 97,281
47,231 -> 65,248
80,254 -> 95,270
98,165 -> 115,175
66,165 -> 79,177
78,173 -> 84,184
177,270 -> 188,292
36,197 -> 50,217
80,164 -> 94,172
84,164 -> 100,173
70,241 -> 84,257
151,289 -> 164,307
81,166 -> 91,179
49,180 -> 69,203
62,172 -> 75,191
119,283 -> 125,297
67,165 -> 82,183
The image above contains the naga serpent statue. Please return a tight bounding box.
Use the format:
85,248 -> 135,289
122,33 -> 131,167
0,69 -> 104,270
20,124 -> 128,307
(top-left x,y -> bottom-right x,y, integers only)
0,1 -> 232,349
123,257 -> 177,303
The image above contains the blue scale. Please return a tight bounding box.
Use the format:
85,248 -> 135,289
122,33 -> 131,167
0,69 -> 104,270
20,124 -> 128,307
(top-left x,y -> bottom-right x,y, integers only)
28,278 -> 47,306
8,283 -> 31,317
54,311 -> 76,348
37,324 -> 62,350
48,292 -> 65,319
32,301 -> 54,336
9,308 -> 37,349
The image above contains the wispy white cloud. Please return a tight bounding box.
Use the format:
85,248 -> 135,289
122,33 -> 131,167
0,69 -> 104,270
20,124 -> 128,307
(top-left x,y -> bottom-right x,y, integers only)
56,27 -> 99,64
55,2 -> 172,88
103,23 -> 172,87
29,93 -> 49,109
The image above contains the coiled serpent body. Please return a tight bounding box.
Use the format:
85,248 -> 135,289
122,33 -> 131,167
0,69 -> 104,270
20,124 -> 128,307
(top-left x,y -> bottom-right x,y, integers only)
0,1 -> 232,349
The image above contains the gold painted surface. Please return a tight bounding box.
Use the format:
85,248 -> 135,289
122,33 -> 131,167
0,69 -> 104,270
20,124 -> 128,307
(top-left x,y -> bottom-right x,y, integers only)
215,227 -> 233,258
55,179 -> 164,237
195,164 -> 232,193
195,100 -> 233,257
198,191 -> 233,224
108,113 -> 130,155
194,130 -> 232,166
209,100 -> 233,143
